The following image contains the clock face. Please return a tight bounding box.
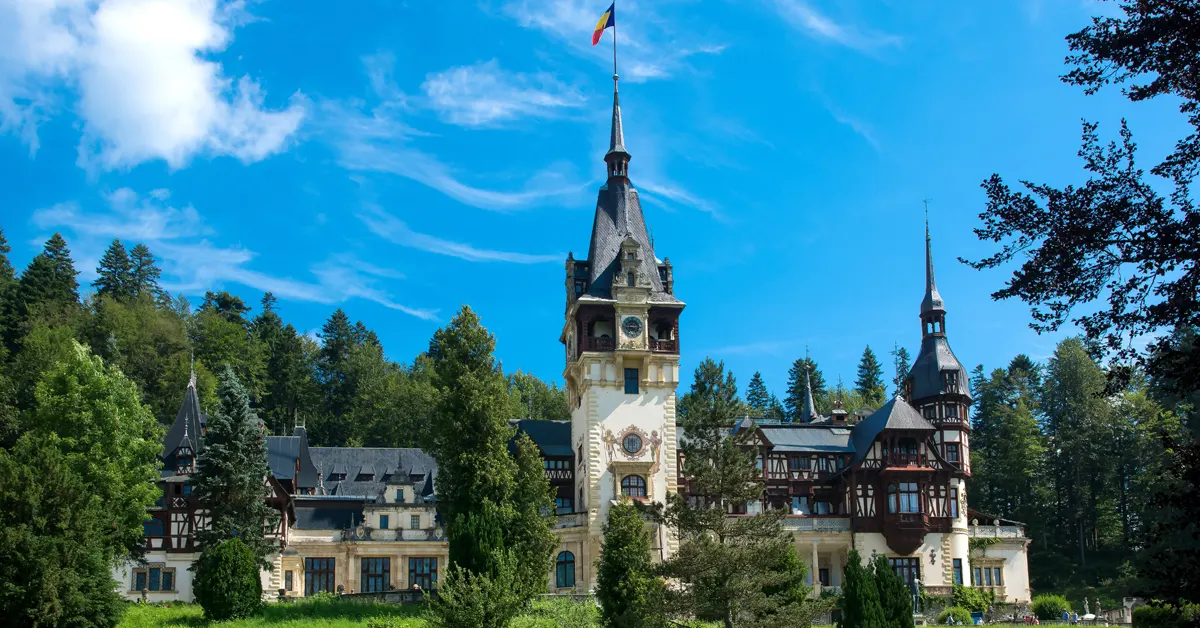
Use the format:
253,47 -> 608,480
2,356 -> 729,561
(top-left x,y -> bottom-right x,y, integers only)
621,316 -> 643,338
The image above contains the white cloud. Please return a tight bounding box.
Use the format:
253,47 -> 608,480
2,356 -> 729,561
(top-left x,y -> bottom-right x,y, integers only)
818,96 -> 881,151
638,179 -> 723,219
501,0 -> 724,82
0,0 -> 305,169
32,189 -> 438,320
358,204 -> 562,264
422,60 -> 586,128
769,0 -> 903,53
322,58 -> 590,212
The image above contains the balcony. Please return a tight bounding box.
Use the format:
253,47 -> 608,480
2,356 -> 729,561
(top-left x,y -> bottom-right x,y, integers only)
555,513 -> 587,529
885,452 -> 923,468
781,516 -> 851,532
969,525 -> 1025,539
345,528 -> 441,542
584,336 -> 614,352
649,337 -> 678,354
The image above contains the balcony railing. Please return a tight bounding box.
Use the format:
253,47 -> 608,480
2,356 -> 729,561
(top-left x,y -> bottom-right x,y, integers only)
781,516 -> 851,531
347,528 -> 441,542
584,337 -> 614,352
649,337 -> 678,353
969,525 -> 1025,539
554,513 -> 587,529
886,452 -> 922,467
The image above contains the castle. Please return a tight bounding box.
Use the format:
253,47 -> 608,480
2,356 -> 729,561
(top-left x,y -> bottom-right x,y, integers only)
113,78 -> 1030,605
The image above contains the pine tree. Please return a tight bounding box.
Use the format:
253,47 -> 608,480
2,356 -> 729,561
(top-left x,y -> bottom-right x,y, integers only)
254,293 -> 319,436
766,393 -> 786,420
745,371 -> 771,417
786,356 -> 827,419
0,228 -> 14,284
839,550 -> 886,628
855,345 -> 886,405
94,239 -> 134,300
17,233 -> 80,310
129,243 -> 164,301
873,555 -> 915,628
597,502 -> 666,628
191,366 -> 279,566
890,344 -> 911,397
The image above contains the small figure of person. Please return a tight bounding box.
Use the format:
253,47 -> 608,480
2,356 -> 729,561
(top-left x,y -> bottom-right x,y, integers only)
1063,610 -> 1071,624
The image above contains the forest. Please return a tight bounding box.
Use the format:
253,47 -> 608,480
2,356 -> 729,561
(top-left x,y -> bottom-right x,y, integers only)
0,231 -> 568,452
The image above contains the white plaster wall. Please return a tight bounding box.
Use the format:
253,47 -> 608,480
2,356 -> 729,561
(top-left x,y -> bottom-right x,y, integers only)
974,544 -> 1032,603
113,553 -> 199,603
587,383 -> 675,511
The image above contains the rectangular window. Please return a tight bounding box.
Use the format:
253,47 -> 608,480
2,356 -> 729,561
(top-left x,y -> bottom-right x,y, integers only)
396,488 -> 405,502
973,567 -> 982,586
819,568 -> 830,586
888,558 -> 921,585
134,571 -> 146,592
409,557 -> 438,590
379,515 -> 389,530
946,443 -> 960,463
361,557 -> 391,593
949,489 -> 959,519
555,497 -> 573,515
305,557 -> 336,596
132,566 -> 175,592
815,501 -> 832,515
984,568 -> 993,586
624,368 -> 639,394
953,559 -> 964,585
993,568 -> 1003,586
161,570 -> 174,592
789,456 -> 801,471
285,570 -> 293,592
899,482 -> 920,513
791,495 -> 809,515
149,568 -> 161,591
411,515 -> 421,530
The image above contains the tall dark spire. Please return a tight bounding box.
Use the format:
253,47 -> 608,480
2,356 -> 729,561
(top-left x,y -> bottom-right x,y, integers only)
920,214 -> 944,316
799,363 -> 818,423
604,75 -> 630,179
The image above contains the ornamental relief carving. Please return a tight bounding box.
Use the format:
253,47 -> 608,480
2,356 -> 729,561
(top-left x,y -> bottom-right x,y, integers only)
612,425 -> 650,461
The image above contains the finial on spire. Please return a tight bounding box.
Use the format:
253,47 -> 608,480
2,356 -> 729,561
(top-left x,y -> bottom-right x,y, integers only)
921,198 -> 944,315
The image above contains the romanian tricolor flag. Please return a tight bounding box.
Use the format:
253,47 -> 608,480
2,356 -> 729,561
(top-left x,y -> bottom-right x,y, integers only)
592,3 -> 614,46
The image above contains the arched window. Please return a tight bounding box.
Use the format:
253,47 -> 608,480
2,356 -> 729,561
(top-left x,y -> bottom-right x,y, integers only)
555,551 -> 576,588
621,475 -> 647,499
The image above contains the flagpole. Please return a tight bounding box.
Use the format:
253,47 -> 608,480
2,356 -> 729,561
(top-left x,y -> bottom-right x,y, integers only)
612,1 -> 618,89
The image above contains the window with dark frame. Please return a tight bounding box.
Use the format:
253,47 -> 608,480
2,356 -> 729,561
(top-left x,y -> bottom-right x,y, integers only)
899,482 -> 920,513
555,551 -> 576,588
621,475 -> 647,498
555,497 -> 573,514
973,566 -> 982,586
993,567 -> 1003,586
624,368 -> 639,394
411,514 -> 420,529
285,570 -> 293,591
409,557 -> 438,590
819,568 -> 830,586
946,443 -> 961,463
305,557 -> 336,595
889,557 -> 921,585
131,565 -> 176,592
379,514 -> 389,530
953,559 -> 964,585
361,557 -> 391,593
949,488 -> 959,518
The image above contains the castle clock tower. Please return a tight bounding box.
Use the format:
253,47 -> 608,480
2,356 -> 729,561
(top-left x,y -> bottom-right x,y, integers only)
560,77 -> 684,577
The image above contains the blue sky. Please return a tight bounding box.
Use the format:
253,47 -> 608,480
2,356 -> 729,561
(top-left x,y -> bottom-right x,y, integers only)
0,0 -> 1189,397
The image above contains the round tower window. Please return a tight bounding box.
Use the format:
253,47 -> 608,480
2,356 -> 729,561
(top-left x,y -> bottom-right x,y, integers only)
622,433 -> 643,454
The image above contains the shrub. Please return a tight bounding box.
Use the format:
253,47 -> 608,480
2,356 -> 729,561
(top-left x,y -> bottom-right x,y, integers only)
937,606 -> 973,625
367,618 -> 411,628
1132,602 -> 1200,628
952,584 -> 995,613
192,538 -> 262,621
1031,594 -> 1071,621
426,561 -> 524,628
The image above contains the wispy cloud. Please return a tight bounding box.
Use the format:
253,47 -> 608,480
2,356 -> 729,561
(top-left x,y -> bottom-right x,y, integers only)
817,96 -> 880,151
421,59 -> 586,127
769,0 -> 903,53
0,0 -> 304,169
321,57 -> 591,212
639,179 -> 724,220
357,204 -> 562,264
32,188 -> 438,320
500,0 -> 725,82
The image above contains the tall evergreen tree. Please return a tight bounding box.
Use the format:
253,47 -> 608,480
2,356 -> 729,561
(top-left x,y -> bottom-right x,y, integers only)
873,555 -> 915,628
855,345 -> 886,405
6,234 -> 81,353
785,356 -> 827,419
254,294 -> 319,436
128,243 -> 164,301
838,550 -> 886,628
766,393 -> 786,420
191,367 -> 279,566
745,371 -> 771,417
663,358 -> 821,628
890,344 -> 912,397
507,370 -> 569,421
0,228 -> 14,284
94,239 -> 134,301
597,502 -> 665,628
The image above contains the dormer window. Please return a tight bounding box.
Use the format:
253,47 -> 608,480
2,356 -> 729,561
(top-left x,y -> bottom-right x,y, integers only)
626,251 -> 635,260
355,473 -> 373,482
176,456 -> 193,475
943,371 -> 960,393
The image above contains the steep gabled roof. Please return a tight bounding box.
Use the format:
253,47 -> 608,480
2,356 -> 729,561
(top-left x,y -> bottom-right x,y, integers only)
162,378 -> 205,473
849,396 -> 935,466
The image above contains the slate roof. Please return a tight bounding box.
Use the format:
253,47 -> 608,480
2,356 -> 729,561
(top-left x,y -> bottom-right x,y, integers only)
922,221 -> 945,315
309,447 -> 437,501
265,426 -> 318,489
513,419 -> 573,457
293,498 -> 366,530
162,379 -> 205,475
758,425 -> 853,453
908,335 -> 972,402
849,396 -> 935,466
